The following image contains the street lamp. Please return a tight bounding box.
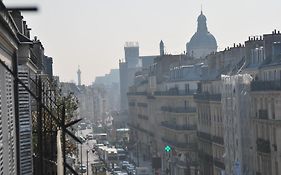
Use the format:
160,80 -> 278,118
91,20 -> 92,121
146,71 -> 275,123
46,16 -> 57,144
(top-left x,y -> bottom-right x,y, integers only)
80,143 -> 83,175
86,149 -> 90,175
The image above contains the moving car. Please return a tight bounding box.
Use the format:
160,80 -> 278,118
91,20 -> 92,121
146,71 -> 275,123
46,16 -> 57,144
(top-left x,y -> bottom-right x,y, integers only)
79,136 -> 86,143
86,133 -> 94,140
78,164 -> 87,173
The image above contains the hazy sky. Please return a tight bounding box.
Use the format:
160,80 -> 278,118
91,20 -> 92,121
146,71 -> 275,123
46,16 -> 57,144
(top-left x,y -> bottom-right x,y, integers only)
4,0 -> 281,85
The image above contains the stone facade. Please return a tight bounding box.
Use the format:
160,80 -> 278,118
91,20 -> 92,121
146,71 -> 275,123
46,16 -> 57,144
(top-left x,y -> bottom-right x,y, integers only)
127,30 -> 281,175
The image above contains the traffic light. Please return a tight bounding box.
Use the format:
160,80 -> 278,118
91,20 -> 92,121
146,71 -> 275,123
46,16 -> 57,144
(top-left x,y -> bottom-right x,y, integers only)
165,145 -> 171,152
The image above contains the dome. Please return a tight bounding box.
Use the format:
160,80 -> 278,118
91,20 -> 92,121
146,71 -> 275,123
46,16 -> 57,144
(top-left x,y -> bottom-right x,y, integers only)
186,11 -> 217,58
187,32 -> 217,49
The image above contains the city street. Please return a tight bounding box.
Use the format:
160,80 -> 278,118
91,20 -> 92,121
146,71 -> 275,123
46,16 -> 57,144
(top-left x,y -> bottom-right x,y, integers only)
77,128 -> 99,175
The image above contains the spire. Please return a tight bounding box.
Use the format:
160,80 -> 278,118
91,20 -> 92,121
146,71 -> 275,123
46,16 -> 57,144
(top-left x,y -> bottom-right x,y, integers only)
77,65 -> 81,86
160,40 -> 164,56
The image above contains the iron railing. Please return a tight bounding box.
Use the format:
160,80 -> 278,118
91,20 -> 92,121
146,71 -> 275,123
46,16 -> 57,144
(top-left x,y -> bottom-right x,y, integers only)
161,106 -> 197,113
161,137 -> 197,149
161,121 -> 197,131
194,93 -> 221,101
251,80 -> 281,91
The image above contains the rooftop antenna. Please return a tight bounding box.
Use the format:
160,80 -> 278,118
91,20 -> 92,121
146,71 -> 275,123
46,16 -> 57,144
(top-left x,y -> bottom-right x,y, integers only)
201,4 -> 203,14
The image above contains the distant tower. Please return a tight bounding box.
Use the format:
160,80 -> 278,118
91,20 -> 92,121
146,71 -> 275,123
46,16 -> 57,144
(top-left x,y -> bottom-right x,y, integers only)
77,65 -> 81,86
124,42 -> 139,68
160,40 -> 164,56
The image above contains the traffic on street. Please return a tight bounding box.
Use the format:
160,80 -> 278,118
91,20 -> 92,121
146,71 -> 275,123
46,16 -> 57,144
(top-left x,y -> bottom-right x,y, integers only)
75,121 -> 150,175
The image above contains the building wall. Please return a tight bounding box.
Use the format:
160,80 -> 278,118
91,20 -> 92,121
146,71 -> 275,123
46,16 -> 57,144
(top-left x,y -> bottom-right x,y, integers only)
221,74 -> 254,175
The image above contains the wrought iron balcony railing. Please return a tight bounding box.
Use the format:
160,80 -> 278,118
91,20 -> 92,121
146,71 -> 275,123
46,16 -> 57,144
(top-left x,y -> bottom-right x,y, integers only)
194,93 -> 221,101
197,132 -> 212,142
161,137 -> 197,150
197,132 -> 224,145
154,89 -> 196,96
213,158 -> 225,169
212,136 -> 224,145
161,106 -> 197,113
251,80 -> 281,91
161,121 -> 197,131
127,91 -> 147,96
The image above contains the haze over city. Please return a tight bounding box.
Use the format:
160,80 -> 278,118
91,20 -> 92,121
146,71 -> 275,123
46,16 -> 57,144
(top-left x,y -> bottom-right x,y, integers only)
5,0 -> 281,85
2,0 -> 281,175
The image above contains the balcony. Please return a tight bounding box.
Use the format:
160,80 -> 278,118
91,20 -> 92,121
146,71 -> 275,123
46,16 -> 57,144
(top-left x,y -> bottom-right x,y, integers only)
154,89 -> 196,96
161,121 -> 197,131
127,123 -> 154,137
161,137 -> 197,150
213,158 -> 225,169
256,138 -> 271,153
127,91 -> 147,96
251,80 -> 281,91
194,93 -> 221,101
137,102 -> 148,107
197,132 -> 223,145
161,106 -> 197,113
258,109 -> 268,119
198,150 -> 213,162
197,132 -> 212,142
138,114 -> 148,120
175,158 -> 198,168
212,136 -> 224,145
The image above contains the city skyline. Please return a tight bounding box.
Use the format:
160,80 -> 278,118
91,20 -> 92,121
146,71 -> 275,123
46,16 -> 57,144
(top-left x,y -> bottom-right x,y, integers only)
5,0 -> 281,85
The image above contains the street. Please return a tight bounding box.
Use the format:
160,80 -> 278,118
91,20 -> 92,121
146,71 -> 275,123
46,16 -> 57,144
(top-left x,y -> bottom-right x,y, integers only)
77,128 -> 99,175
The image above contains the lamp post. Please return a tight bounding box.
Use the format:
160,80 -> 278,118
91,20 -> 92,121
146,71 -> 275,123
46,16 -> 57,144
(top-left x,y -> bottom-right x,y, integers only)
86,150 -> 89,175
80,143 -> 83,175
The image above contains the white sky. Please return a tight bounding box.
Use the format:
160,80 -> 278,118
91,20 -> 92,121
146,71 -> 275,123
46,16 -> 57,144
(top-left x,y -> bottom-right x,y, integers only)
4,0 -> 281,85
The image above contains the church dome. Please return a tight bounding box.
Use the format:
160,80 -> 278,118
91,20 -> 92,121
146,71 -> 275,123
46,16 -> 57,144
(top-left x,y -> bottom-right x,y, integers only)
186,11 -> 217,58
187,31 -> 217,49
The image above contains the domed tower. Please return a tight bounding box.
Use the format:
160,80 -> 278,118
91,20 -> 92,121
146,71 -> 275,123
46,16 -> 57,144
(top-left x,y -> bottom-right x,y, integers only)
160,40 -> 164,56
186,10 -> 217,58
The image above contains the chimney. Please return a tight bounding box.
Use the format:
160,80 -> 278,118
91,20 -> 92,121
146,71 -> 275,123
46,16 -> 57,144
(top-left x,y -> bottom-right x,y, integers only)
23,21 -> 27,36
10,11 -> 23,34
27,28 -> 31,39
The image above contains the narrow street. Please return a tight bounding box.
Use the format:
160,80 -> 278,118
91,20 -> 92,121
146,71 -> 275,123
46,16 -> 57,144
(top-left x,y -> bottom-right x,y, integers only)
77,128 -> 98,175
